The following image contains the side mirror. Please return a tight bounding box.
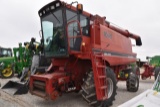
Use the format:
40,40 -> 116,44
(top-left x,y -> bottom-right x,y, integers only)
38,39 -> 44,52
41,38 -> 44,43
39,30 -> 42,38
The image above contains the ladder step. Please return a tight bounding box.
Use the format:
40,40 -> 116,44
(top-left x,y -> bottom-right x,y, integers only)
102,96 -> 108,100
86,93 -> 96,98
81,86 -> 89,94
89,101 -> 98,105
94,52 -> 102,54
97,65 -> 106,68
94,55 -> 103,58
99,86 -> 107,89
84,81 -> 90,86
82,94 -> 90,103
88,73 -> 93,77
98,75 -> 106,79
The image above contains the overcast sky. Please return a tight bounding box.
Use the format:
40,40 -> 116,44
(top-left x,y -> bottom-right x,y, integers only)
0,0 -> 160,61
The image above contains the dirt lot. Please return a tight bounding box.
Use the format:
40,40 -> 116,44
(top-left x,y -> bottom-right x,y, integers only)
0,76 -> 154,107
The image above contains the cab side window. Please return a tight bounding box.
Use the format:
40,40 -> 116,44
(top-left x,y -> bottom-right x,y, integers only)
66,10 -> 78,37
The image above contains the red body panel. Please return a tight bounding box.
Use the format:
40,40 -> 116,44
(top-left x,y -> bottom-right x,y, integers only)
100,25 -> 133,54
90,22 -> 137,66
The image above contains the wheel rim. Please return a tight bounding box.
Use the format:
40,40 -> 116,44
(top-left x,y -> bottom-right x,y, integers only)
107,78 -> 114,98
2,68 -> 13,77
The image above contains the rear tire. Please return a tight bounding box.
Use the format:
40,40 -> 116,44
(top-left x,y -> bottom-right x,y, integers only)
154,67 -> 160,80
126,67 -> 139,92
81,67 -> 117,107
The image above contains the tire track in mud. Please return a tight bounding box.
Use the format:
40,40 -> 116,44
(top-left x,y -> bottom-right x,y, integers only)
0,89 -> 34,107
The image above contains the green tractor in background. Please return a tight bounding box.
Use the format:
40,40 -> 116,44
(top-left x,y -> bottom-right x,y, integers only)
1,38 -> 50,95
0,38 -> 43,78
0,47 -> 14,78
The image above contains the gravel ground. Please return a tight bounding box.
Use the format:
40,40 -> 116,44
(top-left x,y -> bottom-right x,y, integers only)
0,75 -> 154,107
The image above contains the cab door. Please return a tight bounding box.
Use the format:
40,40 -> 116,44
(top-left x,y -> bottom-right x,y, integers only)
67,20 -> 82,52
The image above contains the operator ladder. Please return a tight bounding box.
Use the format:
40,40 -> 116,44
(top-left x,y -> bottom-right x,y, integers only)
91,52 -> 108,100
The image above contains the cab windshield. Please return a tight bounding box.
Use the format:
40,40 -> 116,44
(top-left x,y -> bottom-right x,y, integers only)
0,49 -> 12,57
42,9 -> 66,57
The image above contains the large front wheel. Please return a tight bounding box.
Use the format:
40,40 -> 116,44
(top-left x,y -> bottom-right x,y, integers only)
81,67 -> 117,107
1,64 -> 15,78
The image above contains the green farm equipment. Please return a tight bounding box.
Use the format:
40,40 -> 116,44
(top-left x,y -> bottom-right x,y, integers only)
0,47 -> 14,78
1,38 -> 49,95
141,56 -> 160,80
0,38 -> 37,78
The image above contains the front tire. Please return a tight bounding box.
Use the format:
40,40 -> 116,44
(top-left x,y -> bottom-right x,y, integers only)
81,67 -> 117,107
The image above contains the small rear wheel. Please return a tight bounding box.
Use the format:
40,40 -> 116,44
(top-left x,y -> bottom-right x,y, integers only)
126,67 -> 139,92
81,67 -> 117,107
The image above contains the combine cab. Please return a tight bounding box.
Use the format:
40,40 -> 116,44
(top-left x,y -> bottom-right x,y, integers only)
28,0 -> 142,106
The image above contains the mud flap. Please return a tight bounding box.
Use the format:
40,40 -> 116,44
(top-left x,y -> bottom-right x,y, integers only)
1,80 -> 28,95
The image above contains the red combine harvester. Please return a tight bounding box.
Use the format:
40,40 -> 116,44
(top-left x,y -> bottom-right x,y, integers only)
139,56 -> 160,80
29,0 -> 142,106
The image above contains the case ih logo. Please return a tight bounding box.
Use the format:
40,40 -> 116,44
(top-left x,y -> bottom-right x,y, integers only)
104,31 -> 112,39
